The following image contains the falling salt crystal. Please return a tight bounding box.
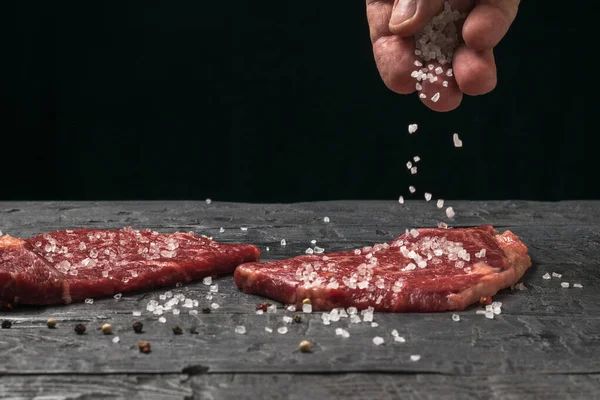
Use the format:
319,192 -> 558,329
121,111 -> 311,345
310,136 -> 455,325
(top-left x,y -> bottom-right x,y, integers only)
219,227 -> 225,233
302,304 -> 312,313
281,239 -> 287,246
552,272 -> 562,278
158,317 -> 166,323
406,161 -> 413,169
205,198 -> 212,204
452,314 -> 460,322
286,305 -> 296,312
132,311 -> 141,316
542,273 -> 551,280
235,326 -> 246,334
210,284 -> 219,293
561,282 -> 570,288
173,309 -> 180,315
410,167 -> 417,175
323,217 -> 330,223
211,303 -> 220,309
436,199 -> 445,209
485,311 -> 494,319
283,316 -> 293,324
203,276 -> 212,285
305,248 -> 314,255
424,193 -> 432,202
453,133 -> 463,148
112,336 -> 120,344
431,92 -> 440,102
394,336 -> 406,343
399,196 -> 405,204
446,207 -> 455,219
277,327 -> 288,334
85,298 -> 94,305
114,293 -> 122,300
409,186 -> 416,194
410,355 -> 421,362
372,337 -> 384,345
573,283 -> 583,288
415,82 -> 423,91
408,124 -> 418,134
240,227 -> 248,231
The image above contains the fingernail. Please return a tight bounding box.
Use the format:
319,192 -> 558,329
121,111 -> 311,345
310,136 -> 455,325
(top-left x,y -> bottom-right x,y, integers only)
390,0 -> 417,26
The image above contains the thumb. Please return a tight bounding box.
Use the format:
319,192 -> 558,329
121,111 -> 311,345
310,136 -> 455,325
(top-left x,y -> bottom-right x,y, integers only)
389,0 -> 446,36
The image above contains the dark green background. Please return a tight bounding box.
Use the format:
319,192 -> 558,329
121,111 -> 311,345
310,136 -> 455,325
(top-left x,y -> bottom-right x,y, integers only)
1,2 -> 594,202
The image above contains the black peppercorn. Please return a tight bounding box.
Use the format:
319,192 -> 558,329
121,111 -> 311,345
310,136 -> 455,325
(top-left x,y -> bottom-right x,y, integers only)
132,321 -> 143,333
172,326 -> 183,335
1,320 -> 12,329
74,323 -> 86,335
201,307 -> 211,314
189,327 -> 199,334
293,314 -> 302,323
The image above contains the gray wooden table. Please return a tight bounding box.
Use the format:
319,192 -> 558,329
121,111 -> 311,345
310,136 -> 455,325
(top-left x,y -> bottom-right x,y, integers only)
0,200 -> 598,399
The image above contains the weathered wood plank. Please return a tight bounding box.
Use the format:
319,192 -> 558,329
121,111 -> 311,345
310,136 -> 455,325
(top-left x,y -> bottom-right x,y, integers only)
3,372 -> 596,400
0,201 -> 598,381
0,374 -> 191,400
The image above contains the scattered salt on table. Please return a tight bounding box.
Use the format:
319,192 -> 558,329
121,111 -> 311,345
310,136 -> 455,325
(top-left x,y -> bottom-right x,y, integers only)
277,327 -> 288,334
424,193 -> 432,202
219,227 -> 225,233
265,327 -> 273,333
85,298 -> 94,305
302,304 -> 313,313
314,246 -> 325,254
437,199 -> 444,208
452,314 -> 460,322
210,303 -> 220,309
203,276 -> 212,285
173,309 -> 180,315
158,317 -> 166,323
283,316 -> 293,324
286,305 -> 296,312
205,198 -> 212,205
323,217 -> 330,223
371,322 -> 379,327
552,272 -> 562,278
256,310 -> 264,315
235,326 -> 246,334
281,239 -> 287,246
394,336 -> 406,343
485,311 -> 494,319
132,311 -> 141,316
542,273 -> 551,280
240,227 -> 248,231
561,282 -> 570,288
399,196 -> 405,204
573,283 -> 583,288
112,336 -> 120,344
350,315 -> 361,324
305,248 -> 314,255
446,207 -> 455,219
210,284 -> 219,293
114,293 -> 122,300
410,355 -> 421,362
189,310 -> 198,315
373,337 -> 384,345
267,305 -> 277,314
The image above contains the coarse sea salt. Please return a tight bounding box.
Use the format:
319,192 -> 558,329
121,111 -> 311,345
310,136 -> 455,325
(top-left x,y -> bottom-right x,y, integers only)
219,227 -> 225,233
205,198 -> 212,204
408,124 -> 418,134
424,193 -> 432,202
437,199 -> 444,209
561,282 -> 570,288
410,355 -> 421,362
323,217 -> 330,223
283,316 -> 293,324
573,283 -> 583,288
373,337 -> 384,345
277,326 -> 288,334
446,207 -> 455,219
452,314 -> 460,322
132,311 -> 142,316
399,196 -> 405,204
453,133 -> 463,148
281,239 -> 287,246
265,327 -> 273,333
543,273 -> 551,280
394,336 -> 406,343
552,272 -> 562,278
203,276 -> 212,285
409,186 -> 416,194
85,298 -> 94,305
302,304 -> 313,313
235,326 -> 246,334
158,317 -> 166,323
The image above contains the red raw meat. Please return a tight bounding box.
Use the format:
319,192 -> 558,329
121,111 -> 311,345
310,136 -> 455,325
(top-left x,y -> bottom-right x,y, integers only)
0,228 -> 260,305
234,225 -> 531,312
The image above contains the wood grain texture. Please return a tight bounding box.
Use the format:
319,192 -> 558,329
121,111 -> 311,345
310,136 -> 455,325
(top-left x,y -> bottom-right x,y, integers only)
0,201 -> 599,398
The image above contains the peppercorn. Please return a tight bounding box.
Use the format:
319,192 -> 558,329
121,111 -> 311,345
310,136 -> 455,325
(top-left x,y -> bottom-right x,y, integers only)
201,307 -> 211,314
256,302 -> 271,312
189,327 -> 199,334
302,298 -> 311,305
1,320 -> 12,329
293,314 -> 302,323
299,340 -> 312,353
132,321 -> 143,333
172,326 -> 183,335
101,323 -> 112,334
47,318 -> 57,329
138,340 -> 151,353
74,323 -> 86,335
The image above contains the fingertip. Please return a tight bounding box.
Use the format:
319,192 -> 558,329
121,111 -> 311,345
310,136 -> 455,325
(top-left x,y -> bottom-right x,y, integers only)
453,46 -> 497,96
372,36 -> 419,95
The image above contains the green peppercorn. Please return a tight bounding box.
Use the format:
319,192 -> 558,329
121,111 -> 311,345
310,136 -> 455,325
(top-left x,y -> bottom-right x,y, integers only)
293,315 -> 302,323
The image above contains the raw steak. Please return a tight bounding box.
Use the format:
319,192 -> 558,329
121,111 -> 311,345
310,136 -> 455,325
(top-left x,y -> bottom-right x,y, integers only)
235,225 -> 531,312
0,228 -> 260,305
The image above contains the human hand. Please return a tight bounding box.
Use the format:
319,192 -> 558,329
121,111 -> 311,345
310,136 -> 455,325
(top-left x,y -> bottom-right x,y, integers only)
366,0 -> 519,112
